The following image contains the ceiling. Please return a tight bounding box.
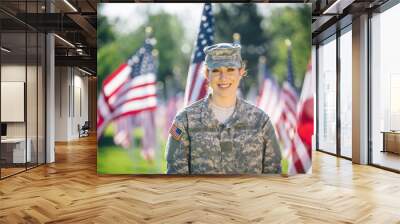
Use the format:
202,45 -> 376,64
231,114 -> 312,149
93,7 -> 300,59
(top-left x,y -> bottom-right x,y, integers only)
0,0 -> 97,75
310,0 -> 391,43
1,0 -> 396,74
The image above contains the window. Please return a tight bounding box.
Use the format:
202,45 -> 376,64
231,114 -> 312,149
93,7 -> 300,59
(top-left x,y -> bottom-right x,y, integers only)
0,1 -> 46,179
339,27 -> 352,158
370,3 -> 400,171
317,35 -> 337,154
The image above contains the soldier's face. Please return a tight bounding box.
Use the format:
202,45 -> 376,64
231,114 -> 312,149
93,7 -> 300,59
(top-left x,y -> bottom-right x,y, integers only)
206,66 -> 244,97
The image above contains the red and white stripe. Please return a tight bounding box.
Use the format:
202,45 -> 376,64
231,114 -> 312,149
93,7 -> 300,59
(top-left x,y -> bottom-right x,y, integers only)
276,80 -> 305,174
277,68 -> 313,174
281,130 -> 312,174
295,62 -> 314,172
275,81 -> 298,141
97,64 -> 157,139
280,82 -> 299,129
184,63 -> 208,106
256,61 -> 313,174
257,78 -> 282,126
103,64 -> 132,98
113,116 -> 133,149
108,73 -> 156,107
140,111 -> 156,161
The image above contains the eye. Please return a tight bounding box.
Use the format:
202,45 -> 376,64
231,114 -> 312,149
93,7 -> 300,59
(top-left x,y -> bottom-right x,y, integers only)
227,68 -> 235,72
211,69 -> 220,73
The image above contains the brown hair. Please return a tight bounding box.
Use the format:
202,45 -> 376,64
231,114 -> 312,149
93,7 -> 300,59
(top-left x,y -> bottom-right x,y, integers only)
204,61 -> 248,78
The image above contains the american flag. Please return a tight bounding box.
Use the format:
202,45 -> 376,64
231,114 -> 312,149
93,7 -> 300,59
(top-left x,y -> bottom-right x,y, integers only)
297,62 -> 314,150
183,3 -> 214,106
97,38 -> 158,139
139,110 -> 156,161
277,44 -> 311,174
113,116 -> 134,149
165,92 -> 184,138
256,57 -> 282,128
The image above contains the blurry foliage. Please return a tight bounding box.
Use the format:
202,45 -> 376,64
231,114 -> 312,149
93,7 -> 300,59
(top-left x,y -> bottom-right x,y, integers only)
214,3 -> 269,94
97,4 -> 311,95
263,5 -> 311,89
98,126 -> 167,174
98,13 -> 115,48
97,12 -> 188,94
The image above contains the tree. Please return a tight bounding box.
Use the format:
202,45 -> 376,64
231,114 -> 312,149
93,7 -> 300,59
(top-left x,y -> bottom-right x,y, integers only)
97,13 -> 115,48
214,3 -> 270,94
146,12 -> 187,85
263,5 -> 311,89
97,12 -> 188,96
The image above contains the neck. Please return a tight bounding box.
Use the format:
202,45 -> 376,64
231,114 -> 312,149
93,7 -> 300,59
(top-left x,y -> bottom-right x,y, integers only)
210,94 -> 237,108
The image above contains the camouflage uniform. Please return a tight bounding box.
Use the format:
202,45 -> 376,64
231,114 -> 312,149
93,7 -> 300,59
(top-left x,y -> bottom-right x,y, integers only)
166,94 -> 282,174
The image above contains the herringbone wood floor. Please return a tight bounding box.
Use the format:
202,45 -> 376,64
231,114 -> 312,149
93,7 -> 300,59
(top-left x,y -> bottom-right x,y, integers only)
1,135 -> 400,224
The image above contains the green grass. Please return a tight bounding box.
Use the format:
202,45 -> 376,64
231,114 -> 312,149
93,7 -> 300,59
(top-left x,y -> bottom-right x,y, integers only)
97,124 -> 167,174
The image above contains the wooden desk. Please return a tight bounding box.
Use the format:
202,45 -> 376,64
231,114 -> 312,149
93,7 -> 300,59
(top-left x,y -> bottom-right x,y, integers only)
381,131 -> 400,154
1,138 -> 31,163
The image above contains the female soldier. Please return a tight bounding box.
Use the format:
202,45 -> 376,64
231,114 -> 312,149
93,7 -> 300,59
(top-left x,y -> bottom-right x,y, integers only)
166,43 -> 281,174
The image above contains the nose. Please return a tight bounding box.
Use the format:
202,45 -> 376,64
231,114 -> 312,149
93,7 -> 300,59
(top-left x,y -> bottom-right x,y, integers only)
217,72 -> 229,80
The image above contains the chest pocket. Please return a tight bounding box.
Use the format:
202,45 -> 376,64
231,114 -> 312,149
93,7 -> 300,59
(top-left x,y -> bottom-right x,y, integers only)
188,128 -> 221,174
233,128 -> 264,173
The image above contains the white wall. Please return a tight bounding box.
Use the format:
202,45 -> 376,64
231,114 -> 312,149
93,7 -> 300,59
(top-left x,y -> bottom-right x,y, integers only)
312,45 -> 317,151
1,66 -> 26,134
1,64 -> 46,164
71,71 -> 89,139
1,65 -> 36,137
54,67 -> 89,141
55,67 -> 69,141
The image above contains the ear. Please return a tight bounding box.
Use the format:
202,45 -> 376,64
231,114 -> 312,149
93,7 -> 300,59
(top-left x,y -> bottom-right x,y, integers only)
239,68 -> 245,77
204,67 -> 210,81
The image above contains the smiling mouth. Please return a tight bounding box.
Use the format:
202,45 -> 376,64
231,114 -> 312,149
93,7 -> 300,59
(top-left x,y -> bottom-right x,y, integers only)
217,83 -> 232,89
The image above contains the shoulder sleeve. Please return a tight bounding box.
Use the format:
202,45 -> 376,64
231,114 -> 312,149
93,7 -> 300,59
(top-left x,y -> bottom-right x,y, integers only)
261,116 -> 282,174
165,110 -> 190,174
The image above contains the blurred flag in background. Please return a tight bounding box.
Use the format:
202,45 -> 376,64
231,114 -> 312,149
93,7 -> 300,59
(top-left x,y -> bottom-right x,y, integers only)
164,92 -> 184,138
297,62 -> 314,156
256,56 -> 282,128
183,3 -> 214,106
97,36 -> 158,161
257,40 -> 312,175
97,3 -> 313,174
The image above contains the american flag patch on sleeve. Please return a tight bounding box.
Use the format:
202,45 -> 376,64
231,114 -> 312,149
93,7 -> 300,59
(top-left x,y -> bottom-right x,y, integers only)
169,123 -> 183,141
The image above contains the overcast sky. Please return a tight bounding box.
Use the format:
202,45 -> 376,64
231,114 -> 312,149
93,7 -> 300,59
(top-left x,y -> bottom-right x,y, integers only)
100,3 -> 304,43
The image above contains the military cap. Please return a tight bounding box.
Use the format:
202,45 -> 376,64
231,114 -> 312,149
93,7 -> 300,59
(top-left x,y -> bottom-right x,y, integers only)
204,43 -> 242,69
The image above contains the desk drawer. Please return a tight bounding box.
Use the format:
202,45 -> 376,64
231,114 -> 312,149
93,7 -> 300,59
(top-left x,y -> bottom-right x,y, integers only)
13,141 -> 31,163
384,133 -> 400,154
1,140 -> 32,164
0,146 -> 14,164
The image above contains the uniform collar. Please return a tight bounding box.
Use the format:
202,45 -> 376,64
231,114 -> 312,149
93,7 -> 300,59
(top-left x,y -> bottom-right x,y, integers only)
200,93 -> 247,129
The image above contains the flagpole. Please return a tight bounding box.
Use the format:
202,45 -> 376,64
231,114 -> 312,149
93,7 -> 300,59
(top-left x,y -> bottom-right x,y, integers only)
233,33 -> 241,44
258,56 -> 266,90
145,26 -> 152,38
233,33 -> 245,99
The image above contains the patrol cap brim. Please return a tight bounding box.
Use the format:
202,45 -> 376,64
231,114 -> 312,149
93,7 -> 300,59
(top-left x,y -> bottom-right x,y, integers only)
206,59 -> 242,69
